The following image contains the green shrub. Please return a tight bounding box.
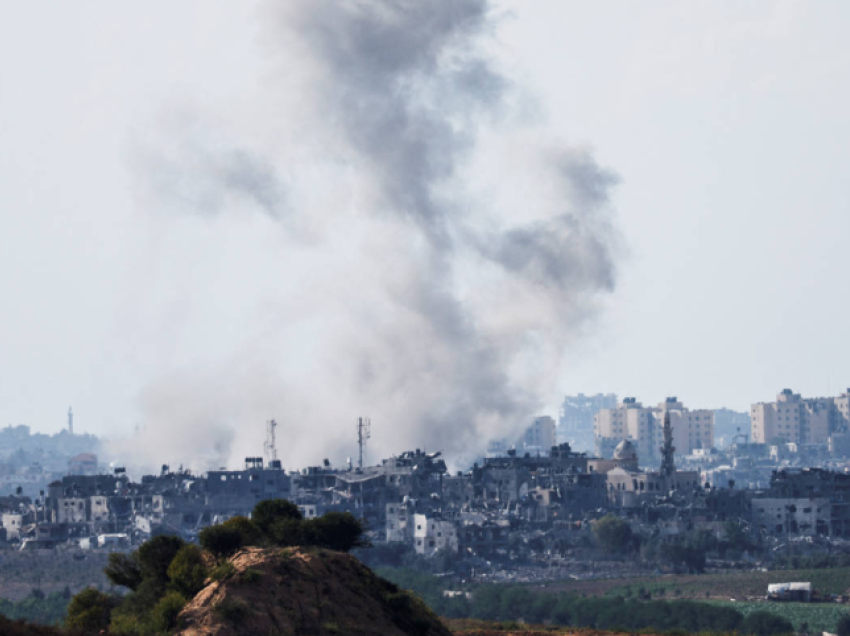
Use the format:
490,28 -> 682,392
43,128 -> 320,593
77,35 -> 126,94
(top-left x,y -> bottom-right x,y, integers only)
167,544 -> 208,598
150,591 -> 187,633
270,518 -> 305,547
65,588 -> 118,632
253,499 -> 302,536
303,512 -> 368,552
242,568 -> 264,584
740,610 -> 794,636
211,562 -> 236,581
200,523 -> 245,558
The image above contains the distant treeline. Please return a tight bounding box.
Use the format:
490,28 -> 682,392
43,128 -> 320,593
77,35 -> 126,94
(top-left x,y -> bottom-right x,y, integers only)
0,591 -> 70,627
379,568 -> 796,636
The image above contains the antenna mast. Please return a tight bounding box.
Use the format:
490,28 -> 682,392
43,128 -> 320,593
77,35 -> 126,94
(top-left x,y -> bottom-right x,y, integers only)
357,417 -> 371,469
264,419 -> 278,463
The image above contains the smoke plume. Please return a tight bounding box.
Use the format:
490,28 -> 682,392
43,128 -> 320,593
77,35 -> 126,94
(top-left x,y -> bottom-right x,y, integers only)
110,0 -> 621,473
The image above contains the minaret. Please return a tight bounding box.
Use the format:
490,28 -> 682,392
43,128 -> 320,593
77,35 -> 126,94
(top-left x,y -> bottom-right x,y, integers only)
659,410 -> 676,482
68,407 -> 74,435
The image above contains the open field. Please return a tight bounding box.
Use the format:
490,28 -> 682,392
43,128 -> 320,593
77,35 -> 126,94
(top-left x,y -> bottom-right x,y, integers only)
708,601 -> 849,634
447,621 -> 628,636
0,551 -> 113,601
533,567 -> 850,601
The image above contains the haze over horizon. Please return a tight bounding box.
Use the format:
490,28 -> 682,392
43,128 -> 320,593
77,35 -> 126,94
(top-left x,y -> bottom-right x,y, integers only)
2,1 -> 849,471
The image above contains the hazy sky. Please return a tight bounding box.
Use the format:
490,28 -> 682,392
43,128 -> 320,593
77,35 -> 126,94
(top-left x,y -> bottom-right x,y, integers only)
1,1 -> 848,467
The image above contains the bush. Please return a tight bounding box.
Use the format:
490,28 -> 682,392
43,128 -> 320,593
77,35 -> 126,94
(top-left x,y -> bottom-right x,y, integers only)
303,512 -> 368,552
739,610 -> 794,636
167,544 -> 208,598
593,515 -> 637,554
270,517 -> 305,547
200,523 -> 248,558
253,499 -> 302,535
65,588 -> 118,632
211,562 -> 236,581
150,591 -> 187,633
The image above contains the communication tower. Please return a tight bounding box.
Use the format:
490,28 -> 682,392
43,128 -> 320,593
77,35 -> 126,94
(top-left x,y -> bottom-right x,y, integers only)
357,417 -> 371,469
264,419 -> 278,463
68,407 -> 74,435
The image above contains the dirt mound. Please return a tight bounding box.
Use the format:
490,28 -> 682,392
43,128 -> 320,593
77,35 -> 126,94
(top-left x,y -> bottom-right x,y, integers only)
176,547 -> 452,636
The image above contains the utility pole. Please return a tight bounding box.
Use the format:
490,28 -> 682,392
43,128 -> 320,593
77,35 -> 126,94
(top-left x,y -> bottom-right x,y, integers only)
357,417 -> 371,469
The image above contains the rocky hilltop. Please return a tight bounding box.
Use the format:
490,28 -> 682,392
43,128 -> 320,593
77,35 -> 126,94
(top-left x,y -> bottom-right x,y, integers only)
176,547 -> 452,636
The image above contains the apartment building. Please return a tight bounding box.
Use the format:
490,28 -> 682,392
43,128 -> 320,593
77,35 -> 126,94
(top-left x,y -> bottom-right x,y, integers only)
751,388 -> 847,445
655,397 -> 715,456
595,397 -> 715,461
520,416 -> 556,453
594,398 -> 656,460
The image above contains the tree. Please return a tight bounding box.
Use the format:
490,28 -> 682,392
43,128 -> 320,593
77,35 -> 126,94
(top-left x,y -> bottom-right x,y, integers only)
200,524 -> 245,558
137,534 -> 186,584
222,516 -> 262,546
167,544 -> 208,598
269,517 -> 305,547
252,499 -> 302,535
65,588 -> 118,632
593,515 -> 635,554
304,512 -> 368,552
104,552 -> 143,591
199,516 -> 260,558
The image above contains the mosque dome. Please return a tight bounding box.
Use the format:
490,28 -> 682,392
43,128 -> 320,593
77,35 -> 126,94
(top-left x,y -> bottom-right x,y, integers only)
613,439 -> 637,461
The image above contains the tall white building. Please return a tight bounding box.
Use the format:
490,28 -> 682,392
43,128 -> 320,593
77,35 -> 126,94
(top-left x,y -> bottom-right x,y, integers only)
594,396 -> 715,461
594,398 -> 656,460
751,388 -> 849,445
655,397 -> 714,456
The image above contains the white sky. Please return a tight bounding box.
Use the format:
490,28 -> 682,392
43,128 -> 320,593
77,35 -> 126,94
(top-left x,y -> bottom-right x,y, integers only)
1,1 -> 848,445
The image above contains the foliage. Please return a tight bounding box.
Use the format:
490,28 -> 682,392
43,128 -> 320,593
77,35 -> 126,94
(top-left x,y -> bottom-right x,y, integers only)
149,591 -> 187,634
0,615 -> 80,636
104,552 -> 143,591
252,498 -> 302,535
740,610 -> 795,636
0,592 -> 72,627
210,562 -> 236,581
302,512 -> 369,552
837,613 -> 850,636
592,514 -> 637,554
64,588 -> 118,632
269,517 -> 305,547
199,516 -> 260,558
199,523 -> 245,558
376,567 -> 803,636
136,534 -> 186,584
167,544 -> 208,598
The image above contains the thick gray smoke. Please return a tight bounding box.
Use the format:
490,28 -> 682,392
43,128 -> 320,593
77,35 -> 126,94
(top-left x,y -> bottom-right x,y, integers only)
111,0 -> 620,473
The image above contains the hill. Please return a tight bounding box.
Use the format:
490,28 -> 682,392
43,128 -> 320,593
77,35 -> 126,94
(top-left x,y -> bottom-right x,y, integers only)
176,546 -> 452,636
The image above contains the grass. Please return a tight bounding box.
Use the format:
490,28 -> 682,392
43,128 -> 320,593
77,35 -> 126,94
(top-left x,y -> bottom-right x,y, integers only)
535,567 -> 850,601
708,600 -> 850,634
